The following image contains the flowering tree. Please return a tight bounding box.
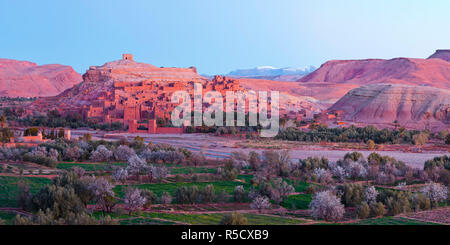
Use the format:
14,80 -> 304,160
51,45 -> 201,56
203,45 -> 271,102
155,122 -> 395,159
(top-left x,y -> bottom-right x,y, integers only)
364,186 -> 378,204
90,145 -> 112,162
113,168 -> 128,183
124,187 -> 146,214
313,168 -> 333,184
345,161 -> 368,179
330,164 -> 348,182
309,190 -> 345,222
114,145 -> 136,161
160,192 -> 172,204
88,177 -> 115,215
421,182 -> 448,208
250,196 -> 271,213
145,164 -> 169,183
126,155 -> 147,180
73,166 -> 86,178
48,148 -> 59,161
64,146 -> 82,161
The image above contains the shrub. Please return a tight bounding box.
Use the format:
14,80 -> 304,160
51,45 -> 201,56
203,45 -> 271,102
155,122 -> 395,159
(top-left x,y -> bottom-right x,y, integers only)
424,155 -> 450,171
339,183 -> 365,207
367,140 -> 376,150
174,186 -> 199,204
140,189 -> 157,208
221,160 -> 239,181
412,193 -> 431,211
160,192 -> 172,204
357,202 -> 370,219
370,202 -> 385,217
219,212 -> 248,225
23,153 -> 57,168
233,185 -> 247,203
383,191 -> 411,216
299,157 -> 329,171
199,184 -> 215,203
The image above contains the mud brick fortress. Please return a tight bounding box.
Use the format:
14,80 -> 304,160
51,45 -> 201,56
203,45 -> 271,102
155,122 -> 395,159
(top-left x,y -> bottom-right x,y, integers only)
29,54 -> 244,134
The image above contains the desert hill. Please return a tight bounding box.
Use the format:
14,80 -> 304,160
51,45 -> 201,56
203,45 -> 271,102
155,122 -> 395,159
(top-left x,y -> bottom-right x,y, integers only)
428,49 -> 450,62
298,54 -> 450,89
329,84 -> 450,130
0,58 -> 82,97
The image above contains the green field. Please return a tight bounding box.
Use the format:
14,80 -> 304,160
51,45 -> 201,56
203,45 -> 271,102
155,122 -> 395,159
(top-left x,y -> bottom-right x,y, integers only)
57,162 -> 127,171
114,180 -> 251,199
170,167 -> 217,175
137,212 -> 307,225
118,217 -> 176,225
237,175 -> 311,193
0,176 -> 52,207
0,211 -> 16,225
281,194 -> 313,210
347,217 -> 440,225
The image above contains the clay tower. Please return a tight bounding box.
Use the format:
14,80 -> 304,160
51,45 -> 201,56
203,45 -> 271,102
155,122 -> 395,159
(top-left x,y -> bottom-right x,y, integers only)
122,54 -> 133,61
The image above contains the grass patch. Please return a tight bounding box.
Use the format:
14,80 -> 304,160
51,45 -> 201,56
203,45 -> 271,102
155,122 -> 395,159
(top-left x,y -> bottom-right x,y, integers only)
347,217 -> 441,225
114,180 -> 250,199
139,212 -> 306,225
0,176 -> 52,207
57,162 -> 127,171
118,217 -> 176,225
170,167 -> 217,175
0,211 -> 16,225
281,194 -> 312,210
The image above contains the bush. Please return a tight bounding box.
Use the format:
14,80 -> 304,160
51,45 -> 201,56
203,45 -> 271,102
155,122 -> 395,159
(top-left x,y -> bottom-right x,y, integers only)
221,160 -> 239,181
199,184 -> 215,203
23,153 -> 57,168
219,212 -> 248,225
160,192 -> 172,204
339,183 -> 365,207
174,186 -> 199,204
299,157 -> 329,171
424,155 -> 450,171
412,193 -> 431,211
233,185 -> 247,203
140,189 -> 157,208
370,202 -> 385,217
357,202 -> 370,219
383,191 -> 411,216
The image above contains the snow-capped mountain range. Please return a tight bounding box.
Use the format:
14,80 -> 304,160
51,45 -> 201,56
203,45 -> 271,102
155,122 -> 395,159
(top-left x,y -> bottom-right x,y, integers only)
226,65 -> 316,78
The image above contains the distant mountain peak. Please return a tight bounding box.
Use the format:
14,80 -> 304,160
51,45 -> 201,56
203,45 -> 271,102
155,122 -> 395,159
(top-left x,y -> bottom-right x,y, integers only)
226,65 -> 316,81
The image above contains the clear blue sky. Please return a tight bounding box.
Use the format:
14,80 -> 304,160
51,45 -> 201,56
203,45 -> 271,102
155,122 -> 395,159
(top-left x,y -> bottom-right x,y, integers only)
1,0 -> 449,75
